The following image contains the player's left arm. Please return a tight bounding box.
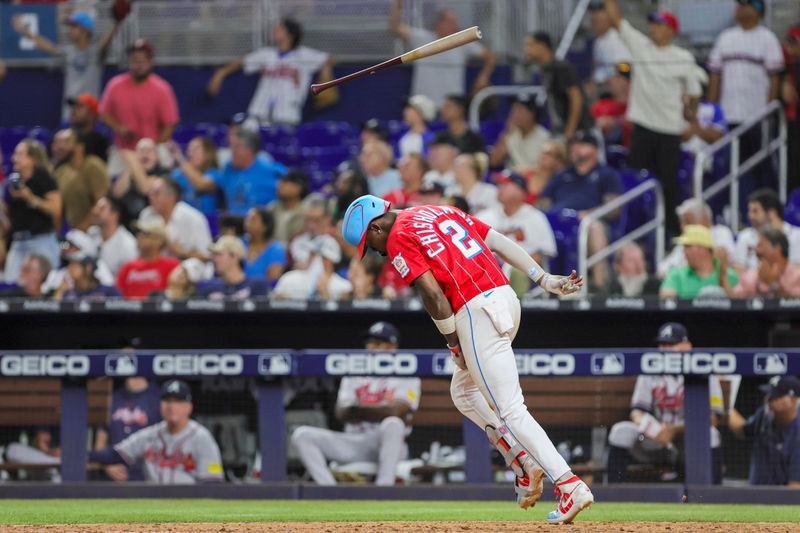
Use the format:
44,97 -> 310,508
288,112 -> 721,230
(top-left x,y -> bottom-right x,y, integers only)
336,400 -> 412,424
483,229 -> 583,296
412,270 -> 465,369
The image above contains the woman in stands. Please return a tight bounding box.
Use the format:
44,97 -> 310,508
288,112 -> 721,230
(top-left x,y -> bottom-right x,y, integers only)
3,139 -> 62,282
243,208 -> 286,286
168,136 -> 221,217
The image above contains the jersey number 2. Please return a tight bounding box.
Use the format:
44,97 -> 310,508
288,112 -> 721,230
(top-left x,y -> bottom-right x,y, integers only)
439,220 -> 483,259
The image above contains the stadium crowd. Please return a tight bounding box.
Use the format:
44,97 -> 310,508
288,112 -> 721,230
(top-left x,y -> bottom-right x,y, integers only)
0,0 -> 799,302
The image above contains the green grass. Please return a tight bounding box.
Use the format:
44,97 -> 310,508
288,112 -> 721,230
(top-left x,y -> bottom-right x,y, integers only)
0,500 -> 799,525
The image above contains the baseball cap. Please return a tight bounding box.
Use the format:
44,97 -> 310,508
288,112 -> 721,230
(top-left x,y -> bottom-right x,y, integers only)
648,11 -> 680,34
62,229 -> 99,257
406,95 -> 436,123
127,38 -> 155,58
673,224 -> 714,249
654,322 -> 689,344
66,93 -> 99,116
360,119 -> 389,143
513,94 -> 540,115
759,375 -> 800,399
134,218 -> 168,240
160,380 -> 192,402
364,321 -> 400,345
493,169 -> 527,192
570,130 -> 599,147
209,235 -> 245,259
418,182 -> 445,196
342,195 -> 391,258
737,0 -> 765,15
430,131 -> 459,148
788,24 -> 800,43
181,258 -> 210,284
66,11 -> 95,33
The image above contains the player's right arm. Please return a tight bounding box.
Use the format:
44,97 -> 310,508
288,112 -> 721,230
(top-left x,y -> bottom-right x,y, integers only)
12,15 -> 60,56
389,0 -> 410,41
207,58 -> 245,97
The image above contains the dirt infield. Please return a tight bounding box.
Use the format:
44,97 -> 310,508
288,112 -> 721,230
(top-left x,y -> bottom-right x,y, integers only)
3,522 -> 800,533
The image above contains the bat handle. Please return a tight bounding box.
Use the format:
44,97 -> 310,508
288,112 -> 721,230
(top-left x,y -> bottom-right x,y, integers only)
310,83 -> 330,96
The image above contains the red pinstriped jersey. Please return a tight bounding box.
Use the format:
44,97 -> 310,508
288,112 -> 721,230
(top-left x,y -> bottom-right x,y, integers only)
386,205 -> 508,312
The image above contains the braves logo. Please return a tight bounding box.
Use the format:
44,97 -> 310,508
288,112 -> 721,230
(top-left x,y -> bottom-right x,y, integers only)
111,406 -> 150,427
144,447 -> 196,473
355,383 -> 393,405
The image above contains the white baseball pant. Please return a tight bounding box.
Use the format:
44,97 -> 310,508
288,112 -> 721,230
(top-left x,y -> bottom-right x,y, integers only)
291,416 -> 407,486
450,284 -> 570,482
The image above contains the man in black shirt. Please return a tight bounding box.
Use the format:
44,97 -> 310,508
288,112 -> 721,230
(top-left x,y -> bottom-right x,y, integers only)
525,32 -> 594,140
440,95 -> 486,154
67,93 -> 110,162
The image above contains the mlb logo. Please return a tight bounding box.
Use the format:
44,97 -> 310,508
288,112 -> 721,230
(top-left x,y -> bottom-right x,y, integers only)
258,354 -> 292,376
591,353 -> 624,375
105,354 -> 138,376
754,353 -> 787,375
432,353 -> 455,376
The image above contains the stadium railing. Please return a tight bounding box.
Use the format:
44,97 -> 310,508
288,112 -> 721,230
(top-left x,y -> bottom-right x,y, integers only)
467,85 -> 547,132
692,100 -> 789,231
554,0 -> 592,60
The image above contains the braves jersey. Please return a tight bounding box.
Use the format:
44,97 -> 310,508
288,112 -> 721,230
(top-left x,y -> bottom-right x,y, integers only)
386,205 -> 507,312
336,377 -> 421,436
115,420 -> 223,484
631,375 -> 724,426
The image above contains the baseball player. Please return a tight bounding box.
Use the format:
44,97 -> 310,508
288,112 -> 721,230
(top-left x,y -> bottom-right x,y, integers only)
291,321 -> 421,486
342,196 -> 592,524
89,380 -> 224,484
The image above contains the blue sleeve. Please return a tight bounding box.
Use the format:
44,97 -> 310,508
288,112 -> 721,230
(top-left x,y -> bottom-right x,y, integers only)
89,447 -> 126,465
712,105 -> 728,131
267,242 -> 287,267
602,167 -> 624,195
271,161 -> 288,177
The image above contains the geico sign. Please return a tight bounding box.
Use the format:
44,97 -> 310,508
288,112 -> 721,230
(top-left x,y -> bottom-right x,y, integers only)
516,353 -> 575,376
641,352 -> 736,374
325,353 -> 418,375
153,354 -> 243,376
1,355 -> 90,376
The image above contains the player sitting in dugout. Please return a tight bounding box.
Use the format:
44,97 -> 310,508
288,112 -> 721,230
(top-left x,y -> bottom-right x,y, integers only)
291,321 -> 421,486
89,380 -> 224,483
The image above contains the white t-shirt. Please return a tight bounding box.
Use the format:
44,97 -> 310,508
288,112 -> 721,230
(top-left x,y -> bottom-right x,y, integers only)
398,131 -> 426,159
477,204 -> 556,259
408,27 -> 483,107
423,169 -> 455,191
631,375 -> 724,426
449,181 -> 499,214
593,28 -> 632,84
273,269 -> 352,300
657,224 -> 736,278
139,202 -> 212,257
734,223 -> 800,270
243,46 -> 329,125
618,20 -> 701,135
89,225 -> 139,278
506,126 -> 551,170
708,25 -> 784,124
336,377 -> 421,435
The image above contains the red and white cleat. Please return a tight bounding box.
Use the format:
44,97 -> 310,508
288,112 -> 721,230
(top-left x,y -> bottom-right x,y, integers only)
546,475 -> 594,524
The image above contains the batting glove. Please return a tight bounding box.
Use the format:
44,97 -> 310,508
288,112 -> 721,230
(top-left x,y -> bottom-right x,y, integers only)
449,343 -> 467,370
540,270 -> 584,296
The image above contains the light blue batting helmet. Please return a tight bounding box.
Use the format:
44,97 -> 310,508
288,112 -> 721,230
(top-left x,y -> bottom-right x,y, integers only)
342,195 -> 391,258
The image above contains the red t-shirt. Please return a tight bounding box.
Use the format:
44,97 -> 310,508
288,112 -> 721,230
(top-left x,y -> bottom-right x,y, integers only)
117,256 -> 181,299
98,72 -> 180,149
384,188 -> 422,209
386,205 -> 508,312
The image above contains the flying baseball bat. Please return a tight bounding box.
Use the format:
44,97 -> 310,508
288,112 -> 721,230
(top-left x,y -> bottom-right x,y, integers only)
310,26 -> 482,95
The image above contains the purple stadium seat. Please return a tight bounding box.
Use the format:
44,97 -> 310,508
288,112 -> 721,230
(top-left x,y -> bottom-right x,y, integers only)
545,209 -> 581,274
271,145 -> 301,167
205,212 -> 220,239
605,144 -> 628,170
786,189 -> 800,227
172,125 -> 200,146
261,125 -> 297,152
296,121 -> 355,148
0,127 -> 35,154
479,120 -> 504,147
301,146 -> 350,172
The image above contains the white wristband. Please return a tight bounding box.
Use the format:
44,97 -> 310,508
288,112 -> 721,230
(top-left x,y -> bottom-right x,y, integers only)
432,315 -> 456,335
528,267 -> 544,283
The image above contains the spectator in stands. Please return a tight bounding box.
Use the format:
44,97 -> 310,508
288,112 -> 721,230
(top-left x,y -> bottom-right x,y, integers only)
657,198 -> 736,279
217,129 -> 288,217
417,182 -> 446,207
111,138 -> 171,219
138,177 -> 212,261
268,170 -> 309,245
538,131 -> 623,290
117,219 -> 180,299
588,2 -> 631,94
50,129 -> 73,171
607,322 -> 724,484
12,10 -> 124,121
360,119 -> 390,147
440,95 -> 486,154
724,228 -> 800,298
389,0 -> 495,105
244,208 -> 286,284
348,255 -> 391,300
591,62 -> 632,147
708,0 -> 783,195
478,170 -> 556,296
399,95 -> 436,158
207,19 -> 335,125
196,236 -> 268,300
52,253 -> 121,301
489,95 -> 552,172
161,258 -> 209,301
331,167 -> 369,222
53,129 -> 110,232
40,229 -> 114,295
292,321 -> 420,486
67,94 -> 109,162
3,140 -> 61,282
423,133 -> 458,191
89,380 -> 223,484
526,140 -> 568,204
4,427 -> 61,482
0,253 -> 51,298
450,153 -> 497,213
729,375 -> 800,487
384,153 -> 429,209
94,376 -> 161,482
360,141 -> 401,199
681,67 -> 727,157
167,137 -> 221,217
216,113 -> 268,168
89,196 -> 137,278
99,39 -> 180,151
604,0 -> 701,236
219,215 -> 245,238
525,32 -> 594,140
784,24 -> 800,194
735,189 -> 800,270
659,225 -> 739,299
606,242 -> 660,297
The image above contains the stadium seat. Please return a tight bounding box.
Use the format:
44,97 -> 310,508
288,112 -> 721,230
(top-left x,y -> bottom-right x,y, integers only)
478,120 -> 504,147
295,121 -> 355,148
261,124 -> 297,152
301,146 -> 351,172
545,209 -> 581,274
786,189 -> 800,227
605,144 -> 628,170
